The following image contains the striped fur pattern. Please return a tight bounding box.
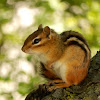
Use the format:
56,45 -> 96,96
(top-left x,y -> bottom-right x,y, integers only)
60,31 -> 90,68
22,25 -> 91,90
40,30 -> 91,87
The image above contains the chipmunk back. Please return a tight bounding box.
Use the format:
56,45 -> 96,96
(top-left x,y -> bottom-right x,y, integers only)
22,24 -> 91,91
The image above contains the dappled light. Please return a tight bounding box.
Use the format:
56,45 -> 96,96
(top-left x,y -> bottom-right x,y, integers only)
0,0 -> 100,100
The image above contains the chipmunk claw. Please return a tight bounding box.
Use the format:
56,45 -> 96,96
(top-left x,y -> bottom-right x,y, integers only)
47,86 -> 56,92
39,83 -> 56,92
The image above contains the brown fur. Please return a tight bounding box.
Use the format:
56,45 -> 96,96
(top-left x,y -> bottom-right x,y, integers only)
22,25 -> 91,91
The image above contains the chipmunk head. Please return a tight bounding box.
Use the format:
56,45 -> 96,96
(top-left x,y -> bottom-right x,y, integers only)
22,24 -> 55,54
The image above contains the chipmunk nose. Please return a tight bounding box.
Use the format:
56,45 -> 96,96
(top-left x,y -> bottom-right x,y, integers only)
21,46 -> 26,52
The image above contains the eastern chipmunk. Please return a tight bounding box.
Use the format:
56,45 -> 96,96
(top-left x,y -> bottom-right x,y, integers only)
22,24 -> 91,91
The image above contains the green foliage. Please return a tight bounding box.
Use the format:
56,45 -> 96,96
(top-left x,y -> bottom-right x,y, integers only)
17,76 -> 42,95
26,55 -> 33,62
0,0 -> 100,100
0,76 -> 10,81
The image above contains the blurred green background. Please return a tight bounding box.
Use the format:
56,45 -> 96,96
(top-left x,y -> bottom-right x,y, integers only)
0,0 -> 100,100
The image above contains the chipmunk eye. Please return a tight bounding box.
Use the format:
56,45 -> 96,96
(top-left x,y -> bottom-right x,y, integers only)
32,38 -> 41,44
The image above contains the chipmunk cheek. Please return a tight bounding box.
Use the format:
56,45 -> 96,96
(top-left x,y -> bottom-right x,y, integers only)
25,48 -> 34,54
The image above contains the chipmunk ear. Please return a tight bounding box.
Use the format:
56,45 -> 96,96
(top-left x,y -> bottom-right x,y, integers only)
43,26 -> 51,35
38,24 -> 43,30
43,26 -> 52,39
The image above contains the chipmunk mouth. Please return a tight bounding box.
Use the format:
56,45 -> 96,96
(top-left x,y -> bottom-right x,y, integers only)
21,46 -> 31,54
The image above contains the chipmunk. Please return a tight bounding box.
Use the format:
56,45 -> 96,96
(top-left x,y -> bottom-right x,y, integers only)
22,24 -> 91,91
